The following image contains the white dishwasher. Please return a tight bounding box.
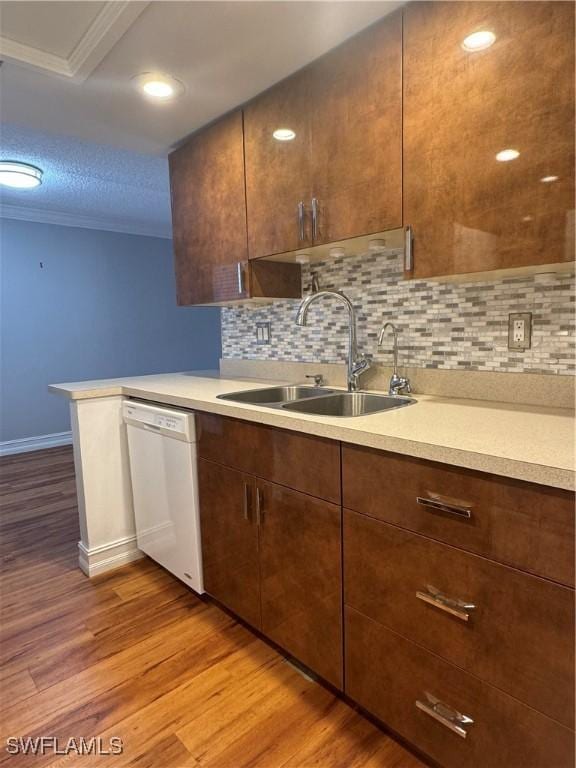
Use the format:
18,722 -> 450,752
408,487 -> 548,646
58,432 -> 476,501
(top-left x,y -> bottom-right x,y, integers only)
123,400 -> 203,593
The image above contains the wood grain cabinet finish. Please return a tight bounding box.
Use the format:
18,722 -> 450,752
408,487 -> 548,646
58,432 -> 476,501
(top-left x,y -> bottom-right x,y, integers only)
169,111 -> 250,305
259,481 -> 342,688
198,459 -> 261,628
306,10 -> 402,245
403,1 -> 575,278
342,445 -> 575,587
344,510 -> 575,727
346,607 -> 575,768
244,69 -> 313,259
197,413 -> 341,504
244,11 -> 402,259
169,111 -> 301,305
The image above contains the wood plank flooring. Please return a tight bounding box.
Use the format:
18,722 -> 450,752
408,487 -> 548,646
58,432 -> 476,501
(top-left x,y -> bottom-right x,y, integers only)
0,447 -> 424,768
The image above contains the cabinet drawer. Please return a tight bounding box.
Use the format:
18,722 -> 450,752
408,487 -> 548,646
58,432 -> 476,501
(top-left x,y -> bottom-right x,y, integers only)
342,445 -> 575,586
345,607 -> 575,768
198,413 -> 341,503
344,510 -> 574,727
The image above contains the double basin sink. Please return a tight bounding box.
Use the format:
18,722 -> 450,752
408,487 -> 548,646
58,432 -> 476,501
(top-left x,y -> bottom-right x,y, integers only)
217,385 -> 414,417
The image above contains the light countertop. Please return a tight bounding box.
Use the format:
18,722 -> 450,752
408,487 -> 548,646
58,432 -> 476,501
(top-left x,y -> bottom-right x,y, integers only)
50,371 -> 575,491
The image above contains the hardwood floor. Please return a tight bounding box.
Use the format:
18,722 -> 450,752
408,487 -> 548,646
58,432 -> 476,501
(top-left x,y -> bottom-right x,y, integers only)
0,447 -> 423,768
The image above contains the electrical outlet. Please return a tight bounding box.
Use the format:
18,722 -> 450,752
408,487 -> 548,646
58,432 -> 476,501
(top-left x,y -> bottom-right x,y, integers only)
508,312 -> 532,351
256,322 -> 271,345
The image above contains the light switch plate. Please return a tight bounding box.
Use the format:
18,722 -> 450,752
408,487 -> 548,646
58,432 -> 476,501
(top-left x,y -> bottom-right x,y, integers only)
508,312 -> 532,350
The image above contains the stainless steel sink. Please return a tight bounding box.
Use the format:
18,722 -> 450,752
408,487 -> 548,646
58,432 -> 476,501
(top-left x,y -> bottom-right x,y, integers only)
281,392 -> 414,417
217,385 -> 334,406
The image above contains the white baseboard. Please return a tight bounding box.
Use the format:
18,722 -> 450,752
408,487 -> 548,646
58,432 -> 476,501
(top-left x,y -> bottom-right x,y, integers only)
0,431 -> 73,456
78,535 -> 144,577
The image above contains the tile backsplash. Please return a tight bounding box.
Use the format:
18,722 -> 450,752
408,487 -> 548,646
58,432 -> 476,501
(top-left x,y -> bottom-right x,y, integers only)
221,250 -> 575,375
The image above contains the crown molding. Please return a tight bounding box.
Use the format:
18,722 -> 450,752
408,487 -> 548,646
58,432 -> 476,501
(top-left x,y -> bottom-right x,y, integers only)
0,203 -> 171,240
0,1 -> 149,82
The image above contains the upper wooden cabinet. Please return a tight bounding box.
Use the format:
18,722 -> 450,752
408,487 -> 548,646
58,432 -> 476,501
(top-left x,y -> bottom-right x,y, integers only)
244,11 -> 403,259
244,69 -> 314,259
403,1 -> 575,279
169,111 -> 301,305
171,1 -> 575,291
308,10 -> 403,246
169,111 -> 249,305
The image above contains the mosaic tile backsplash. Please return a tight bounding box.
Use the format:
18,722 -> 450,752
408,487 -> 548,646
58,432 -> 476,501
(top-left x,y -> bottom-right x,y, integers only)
221,250 -> 575,375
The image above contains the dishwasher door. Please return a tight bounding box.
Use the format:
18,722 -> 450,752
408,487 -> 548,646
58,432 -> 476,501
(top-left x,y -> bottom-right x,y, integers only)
123,401 -> 203,593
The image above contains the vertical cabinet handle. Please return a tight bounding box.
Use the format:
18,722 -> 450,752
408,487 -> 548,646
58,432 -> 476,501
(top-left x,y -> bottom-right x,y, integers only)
255,487 -> 264,525
404,225 -> 413,271
416,692 -> 474,739
311,197 -> 319,241
416,585 -> 476,622
242,481 -> 251,521
297,201 -> 305,241
237,262 -> 244,295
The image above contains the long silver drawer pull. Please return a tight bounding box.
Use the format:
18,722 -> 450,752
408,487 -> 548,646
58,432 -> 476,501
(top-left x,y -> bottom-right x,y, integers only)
416,692 -> 474,739
243,482 -> 250,521
255,487 -> 264,525
237,262 -> 244,294
416,584 -> 476,622
297,201 -> 305,241
417,496 -> 472,519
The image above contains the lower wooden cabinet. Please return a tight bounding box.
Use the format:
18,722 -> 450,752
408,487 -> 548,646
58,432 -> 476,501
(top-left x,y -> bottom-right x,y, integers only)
198,418 -> 573,766
342,444 -> 575,586
198,457 -> 343,688
344,509 -> 575,727
259,480 -> 342,688
345,607 -> 575,768
198,459 -> 261,628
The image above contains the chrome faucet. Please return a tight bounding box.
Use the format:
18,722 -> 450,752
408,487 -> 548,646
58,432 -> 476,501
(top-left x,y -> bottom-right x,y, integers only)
295,290 -> 370,392
378,322 -> 411,396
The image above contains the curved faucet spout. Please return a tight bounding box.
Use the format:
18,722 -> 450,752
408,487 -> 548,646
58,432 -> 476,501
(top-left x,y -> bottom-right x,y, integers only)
295,290 -> 368,392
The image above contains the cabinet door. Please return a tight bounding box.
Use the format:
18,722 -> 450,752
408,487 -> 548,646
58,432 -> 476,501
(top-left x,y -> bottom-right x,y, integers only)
308,11 -> 403,244
258,480 -> 342,688
198,459 -> 260,628
403,1 -> 575,278
244,69 -> 313,259
169,110 -> 250,304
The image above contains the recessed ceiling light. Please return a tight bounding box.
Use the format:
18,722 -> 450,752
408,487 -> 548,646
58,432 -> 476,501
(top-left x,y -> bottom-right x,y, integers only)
133,73 -> 184,101
462,30 -> 496,52
272,128 -> 296,141
540,175 -> 559,183
0,161 -> 43,189
496,148 -> 520,162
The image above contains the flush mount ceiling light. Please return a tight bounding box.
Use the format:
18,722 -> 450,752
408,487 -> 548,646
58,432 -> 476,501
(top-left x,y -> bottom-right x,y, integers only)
0,161 -> 43,189
461,30 -> 496,52
540,175 -> 559,183
272,128 -> 296,141
133,73 -> 184,101
496,148 -> 520,162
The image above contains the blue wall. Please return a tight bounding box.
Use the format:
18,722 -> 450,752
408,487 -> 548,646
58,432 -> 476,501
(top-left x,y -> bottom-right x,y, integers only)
0,219 -> 221,441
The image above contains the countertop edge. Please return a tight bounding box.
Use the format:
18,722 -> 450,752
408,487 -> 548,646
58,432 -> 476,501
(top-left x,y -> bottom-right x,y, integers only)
49,380 -> 575,492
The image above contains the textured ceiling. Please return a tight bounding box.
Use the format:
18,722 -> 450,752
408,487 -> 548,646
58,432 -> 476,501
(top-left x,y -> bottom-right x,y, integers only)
0,124 -> 171,237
